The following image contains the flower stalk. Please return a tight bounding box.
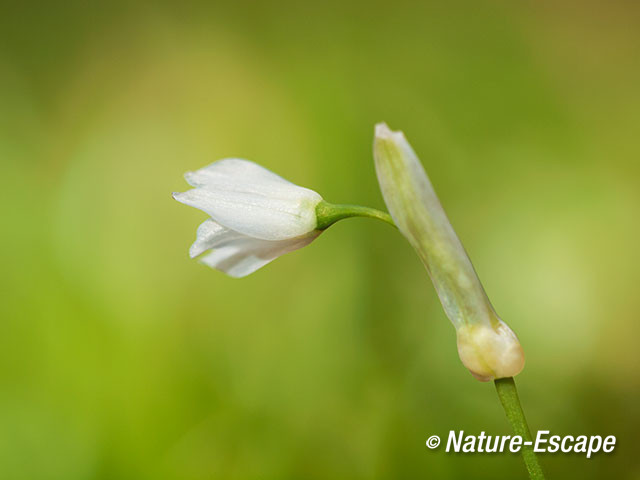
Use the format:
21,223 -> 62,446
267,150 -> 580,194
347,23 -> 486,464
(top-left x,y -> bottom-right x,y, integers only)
495,378 -> 545,479
315,201 -> 395,230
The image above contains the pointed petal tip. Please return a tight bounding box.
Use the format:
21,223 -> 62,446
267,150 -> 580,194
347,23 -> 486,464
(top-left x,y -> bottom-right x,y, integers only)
375,122 -> 392,137
374,122 -> 406,142
172,191 -> 188,204
183,171 -> 197,185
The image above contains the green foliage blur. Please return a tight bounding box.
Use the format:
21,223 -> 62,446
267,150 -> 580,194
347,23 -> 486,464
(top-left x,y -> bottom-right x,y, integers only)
1,1 -> 639,478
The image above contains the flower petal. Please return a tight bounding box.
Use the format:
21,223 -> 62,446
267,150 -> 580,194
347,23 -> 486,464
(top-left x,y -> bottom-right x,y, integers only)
198,232 -> 320,278
188,219 -> 240,258
184,158 -> 295,189
173,159 -> 322,241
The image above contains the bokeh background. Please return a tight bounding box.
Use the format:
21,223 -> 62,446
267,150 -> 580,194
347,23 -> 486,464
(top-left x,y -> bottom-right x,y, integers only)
1,1 -> 639,478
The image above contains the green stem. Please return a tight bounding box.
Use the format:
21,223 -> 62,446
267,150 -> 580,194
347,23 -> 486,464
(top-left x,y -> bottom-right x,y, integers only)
495,378 -> 545,480
315,201 -> 396,230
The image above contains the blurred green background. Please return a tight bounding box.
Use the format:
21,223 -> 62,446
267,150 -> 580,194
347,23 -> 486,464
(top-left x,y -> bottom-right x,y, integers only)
1,1 -> 639,478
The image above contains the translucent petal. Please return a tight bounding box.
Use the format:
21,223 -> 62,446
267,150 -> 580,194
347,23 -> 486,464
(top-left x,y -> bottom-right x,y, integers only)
188,219 -> 240,258
198,232 -> 320,278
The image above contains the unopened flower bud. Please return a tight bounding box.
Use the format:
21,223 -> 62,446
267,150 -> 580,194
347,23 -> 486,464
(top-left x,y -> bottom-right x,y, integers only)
373,123 -> 524,381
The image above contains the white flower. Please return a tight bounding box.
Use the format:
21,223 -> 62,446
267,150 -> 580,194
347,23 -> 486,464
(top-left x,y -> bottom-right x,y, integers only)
173,158 -> 323,278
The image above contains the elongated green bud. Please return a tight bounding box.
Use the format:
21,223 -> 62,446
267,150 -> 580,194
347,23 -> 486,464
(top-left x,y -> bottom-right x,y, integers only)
373,123 -> 524,381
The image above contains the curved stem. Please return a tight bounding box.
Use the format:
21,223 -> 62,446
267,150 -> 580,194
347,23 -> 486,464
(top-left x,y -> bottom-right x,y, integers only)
495,378 -> 545,479
315,201 -> 396,230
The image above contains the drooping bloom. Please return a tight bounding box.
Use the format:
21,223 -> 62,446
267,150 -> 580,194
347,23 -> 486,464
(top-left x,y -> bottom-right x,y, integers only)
173,159 -> 323,278
373,123 -> 525,381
